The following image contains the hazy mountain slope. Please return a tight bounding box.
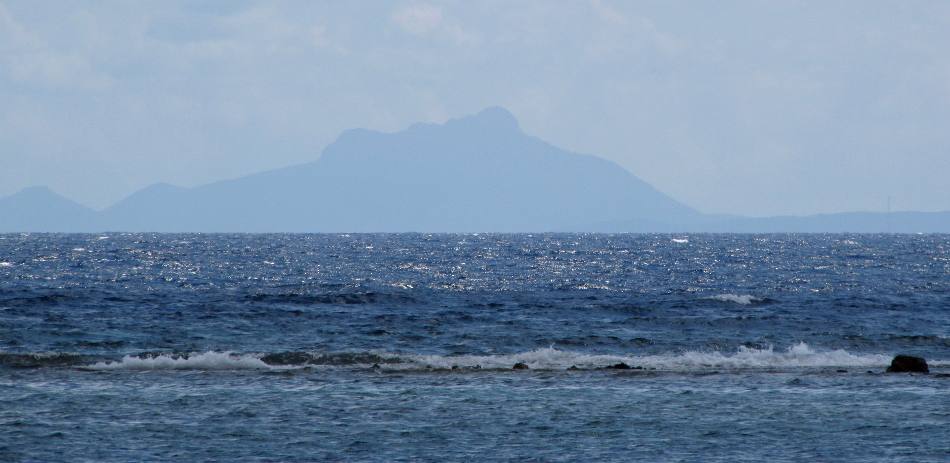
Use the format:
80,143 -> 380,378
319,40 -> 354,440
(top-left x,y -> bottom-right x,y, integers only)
5,108 -> 948,233
0,186 -> 98,232
100,107 -> 698,232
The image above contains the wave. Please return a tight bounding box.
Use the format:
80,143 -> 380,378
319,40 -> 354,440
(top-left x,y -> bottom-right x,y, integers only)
886,334 -> 950,347
86,351 -> 277,371
246,291 -> 416,306
0,293 -> 73,307
705,294 -> 768,305
73,343 -> 900,372
399,343 -> 892,371
0,352 -> 91,368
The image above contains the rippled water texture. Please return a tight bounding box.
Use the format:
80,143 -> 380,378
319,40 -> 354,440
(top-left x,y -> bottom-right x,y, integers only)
1,234 -> 948,461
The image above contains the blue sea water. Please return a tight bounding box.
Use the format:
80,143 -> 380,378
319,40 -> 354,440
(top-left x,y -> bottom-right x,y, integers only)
0,233 -> 948,462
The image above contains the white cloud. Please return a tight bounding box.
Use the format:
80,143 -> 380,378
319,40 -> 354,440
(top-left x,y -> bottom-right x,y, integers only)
389,3 -> 478,46
0,3 -> 113,90
391,4 -> 443,36
590,0 -> 627,25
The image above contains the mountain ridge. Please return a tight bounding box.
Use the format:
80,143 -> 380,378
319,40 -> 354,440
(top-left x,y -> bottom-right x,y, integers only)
2,108 -> 949,233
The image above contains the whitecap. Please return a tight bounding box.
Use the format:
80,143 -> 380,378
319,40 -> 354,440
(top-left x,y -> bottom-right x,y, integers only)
80,344 -> 905,373
397,343 -> 892,371
87,352 -> 280,371
705,293 -> 764,305
671,238 -> 689,244
635,342 -> 891,370
0,262 -> 12,267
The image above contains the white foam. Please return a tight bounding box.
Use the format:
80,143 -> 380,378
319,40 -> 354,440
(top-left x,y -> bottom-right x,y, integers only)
87,351 -> 278,371
635,343 -> 892,370
399,343 -> 892,371
0,262 -> 12,267
706,294 -> 764,305
80,344 -> 905,372
671,238 -> 689,244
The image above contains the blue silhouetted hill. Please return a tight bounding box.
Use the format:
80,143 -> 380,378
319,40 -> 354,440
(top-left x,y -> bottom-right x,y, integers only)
97,107 -> 699,232
3,107 -> 949,232
0,186 -> 97,232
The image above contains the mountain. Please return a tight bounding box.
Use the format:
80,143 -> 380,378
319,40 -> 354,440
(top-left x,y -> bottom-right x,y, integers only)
2,107 -> 948,233
97,107 -> 698,232
0,186 -> 97,232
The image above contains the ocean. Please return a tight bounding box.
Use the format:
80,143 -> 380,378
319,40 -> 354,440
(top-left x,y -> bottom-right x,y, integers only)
1,233 -> 947,462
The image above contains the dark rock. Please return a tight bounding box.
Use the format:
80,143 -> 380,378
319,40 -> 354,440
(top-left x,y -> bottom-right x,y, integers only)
512,362 -> 529,370
836,369 -> 848,373
605,362 -> 631,370
567,365 -> 580,370
260,351 -> 312,366
886,355 -> 929,373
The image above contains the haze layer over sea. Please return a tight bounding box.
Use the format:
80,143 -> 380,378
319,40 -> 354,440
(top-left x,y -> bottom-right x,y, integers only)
1,233 -> 948,461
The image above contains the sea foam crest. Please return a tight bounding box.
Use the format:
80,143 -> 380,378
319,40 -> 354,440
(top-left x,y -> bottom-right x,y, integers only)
88,351 -> 278,371
401,343 -> 892,371
81,343 -> 897,372
636,343 -> 892,370
705,294 -> 764,305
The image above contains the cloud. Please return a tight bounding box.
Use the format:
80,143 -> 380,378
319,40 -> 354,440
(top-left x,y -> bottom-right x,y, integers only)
590,0 -> 627,25
392,4 -> 443,36
389,3 -> 478,46
0,3 -> 113,90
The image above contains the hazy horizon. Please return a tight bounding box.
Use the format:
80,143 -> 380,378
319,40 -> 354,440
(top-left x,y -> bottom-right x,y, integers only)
3,1 -> 949,216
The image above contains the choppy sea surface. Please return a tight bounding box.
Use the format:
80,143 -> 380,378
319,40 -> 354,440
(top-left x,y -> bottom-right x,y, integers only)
0,233 -> 948,462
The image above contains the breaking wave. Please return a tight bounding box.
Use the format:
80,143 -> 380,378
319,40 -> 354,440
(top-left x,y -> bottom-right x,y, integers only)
72,343 -> 900,372
705,294 -> 768,305
399,343 -> 891,371
87,352 -> 276,371
0,352 -> 91,368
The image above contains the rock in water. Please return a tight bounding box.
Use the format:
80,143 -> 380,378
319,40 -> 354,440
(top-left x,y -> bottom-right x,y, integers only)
260,351 -> 311,366
605,363 -> 631,370
512,362 -> 530,370
886,355 -> 929,373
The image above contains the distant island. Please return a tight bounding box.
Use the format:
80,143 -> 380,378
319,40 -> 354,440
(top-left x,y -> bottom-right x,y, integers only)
2,107 -> 949,233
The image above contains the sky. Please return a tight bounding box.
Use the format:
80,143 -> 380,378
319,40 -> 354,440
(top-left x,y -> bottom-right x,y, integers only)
1,0 -> 949,217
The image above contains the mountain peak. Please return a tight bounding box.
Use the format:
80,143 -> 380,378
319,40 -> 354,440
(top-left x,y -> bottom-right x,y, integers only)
447,106 -> 520,133
2,186 -> 80,204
